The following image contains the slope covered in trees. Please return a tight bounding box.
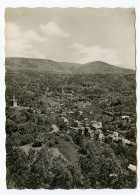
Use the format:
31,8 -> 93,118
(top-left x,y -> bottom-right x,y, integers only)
5,57 -> 134,75
5,60 -> 136,189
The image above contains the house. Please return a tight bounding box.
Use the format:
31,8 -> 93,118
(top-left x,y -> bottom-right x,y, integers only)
90,132 -> 94,139
62,111 -> 67,116
91,121 -> 102,129
112,137 -> 119,142
99,133 -> 105,142
94,129 -> 102,141
85,123 -> 90,127
50,112 -> 55,116
106,130 -> 113,134
46,87 -> 49,92
121,116 -> 130,123
106,134 -> 112,143
68,111 -> 74,115
80,126 -> 85,135
122,138 -> 131,146
70,127 -> 78,132
73,120 -> 79,127
109,173 -> 118,177
78,122 -> 83,128
113,132 -> 118,137
103,98 -> 108,102
128,164 -> 136,172
61,117 -> 69,124
79,111 -> 83,116
106,131 -> 119,143
77,128 -> 83,135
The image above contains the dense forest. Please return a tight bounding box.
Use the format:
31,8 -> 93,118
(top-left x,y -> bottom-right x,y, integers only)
5,58 -> 136,189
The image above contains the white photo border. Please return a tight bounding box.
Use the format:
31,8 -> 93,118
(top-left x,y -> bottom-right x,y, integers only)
0,1 -> 140,195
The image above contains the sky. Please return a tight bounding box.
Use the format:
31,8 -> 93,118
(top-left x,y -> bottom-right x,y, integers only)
5,8 -> 136,69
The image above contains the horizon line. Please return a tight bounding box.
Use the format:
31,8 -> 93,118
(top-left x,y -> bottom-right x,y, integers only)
5,56 -> 135,70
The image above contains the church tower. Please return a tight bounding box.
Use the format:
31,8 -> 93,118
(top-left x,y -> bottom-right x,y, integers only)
13,95 -> 18,107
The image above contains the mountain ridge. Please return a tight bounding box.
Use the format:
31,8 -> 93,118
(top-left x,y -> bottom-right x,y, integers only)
5,57 -> 135,75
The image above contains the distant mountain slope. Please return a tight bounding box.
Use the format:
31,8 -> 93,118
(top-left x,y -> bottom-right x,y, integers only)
77,61 -> 134,74
5,57 -> 72,74
5,57 -> 135,75
58,62 -> 83,73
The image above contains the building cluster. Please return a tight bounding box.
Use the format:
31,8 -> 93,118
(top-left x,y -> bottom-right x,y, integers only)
49,105 -> 135,147
105,130 -> 135,146
11,95 -> 136,172
11,95 -> 135,149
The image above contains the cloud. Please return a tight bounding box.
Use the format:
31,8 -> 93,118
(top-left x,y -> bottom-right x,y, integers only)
40,22 -> 69,38
24,30 -> 47,42
68,43 -> 122,65
5,23 -> 47,58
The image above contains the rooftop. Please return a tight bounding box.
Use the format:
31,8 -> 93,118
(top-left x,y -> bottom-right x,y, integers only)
128,164 -> 136,172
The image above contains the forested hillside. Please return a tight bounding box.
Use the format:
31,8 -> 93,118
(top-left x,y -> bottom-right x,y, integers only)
5,57 -> 134,75
5,58 -> 136,189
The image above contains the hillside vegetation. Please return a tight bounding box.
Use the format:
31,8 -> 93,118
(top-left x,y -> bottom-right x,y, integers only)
5,57 -> 136,189
5,57 -> 134,75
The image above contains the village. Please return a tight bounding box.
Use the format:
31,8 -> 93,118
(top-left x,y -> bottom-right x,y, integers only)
11,90 -> 136,173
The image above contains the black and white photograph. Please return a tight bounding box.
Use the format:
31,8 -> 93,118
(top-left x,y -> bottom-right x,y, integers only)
5,7 -> 137,189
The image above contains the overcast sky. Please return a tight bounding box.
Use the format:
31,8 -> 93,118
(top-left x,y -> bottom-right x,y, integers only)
5,8 -> 135,69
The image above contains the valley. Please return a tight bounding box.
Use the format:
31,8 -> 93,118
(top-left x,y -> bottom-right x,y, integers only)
5,57 -> 136,189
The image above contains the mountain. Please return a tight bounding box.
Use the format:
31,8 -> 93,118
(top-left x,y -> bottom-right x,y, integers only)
5,57 -> 135,75
5,57 -> 72,74
76,61 -> 134,74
